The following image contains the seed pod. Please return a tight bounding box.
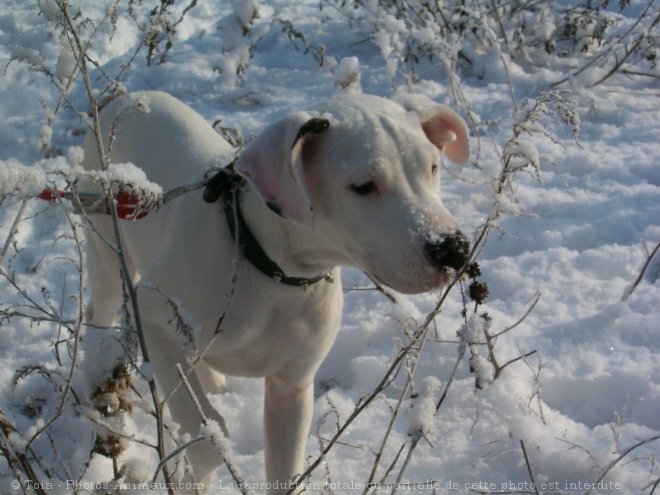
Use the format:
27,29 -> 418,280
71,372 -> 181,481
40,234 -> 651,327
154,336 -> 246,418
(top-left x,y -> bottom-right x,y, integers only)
469,281 -> 489,304
466,261 -> 481,279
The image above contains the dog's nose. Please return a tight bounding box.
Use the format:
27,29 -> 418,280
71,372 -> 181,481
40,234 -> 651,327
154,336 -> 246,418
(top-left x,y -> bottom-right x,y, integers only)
425,232 -> 470,271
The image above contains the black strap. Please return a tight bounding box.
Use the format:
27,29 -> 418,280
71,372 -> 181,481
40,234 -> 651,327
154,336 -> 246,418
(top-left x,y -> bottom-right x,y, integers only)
203,166 -> 333,288
202,162 -> 243,204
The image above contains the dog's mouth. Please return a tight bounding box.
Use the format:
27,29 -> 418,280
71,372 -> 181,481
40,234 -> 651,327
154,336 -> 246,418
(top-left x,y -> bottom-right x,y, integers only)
369,267 -> 452,295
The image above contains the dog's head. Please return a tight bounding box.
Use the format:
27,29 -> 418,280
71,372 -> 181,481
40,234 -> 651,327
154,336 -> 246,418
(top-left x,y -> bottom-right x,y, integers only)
236,94 -> 471,294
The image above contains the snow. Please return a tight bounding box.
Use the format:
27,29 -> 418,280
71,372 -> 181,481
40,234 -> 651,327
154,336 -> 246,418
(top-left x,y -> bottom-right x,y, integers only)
1,0 -> 659,494
407,375 -> 442,443
102,162 -> 162,195
334,57 -> 362,92
0,159 -> 46,196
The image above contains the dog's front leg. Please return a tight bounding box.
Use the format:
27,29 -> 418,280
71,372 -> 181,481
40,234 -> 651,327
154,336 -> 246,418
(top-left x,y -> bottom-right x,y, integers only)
264,373 -> 313,493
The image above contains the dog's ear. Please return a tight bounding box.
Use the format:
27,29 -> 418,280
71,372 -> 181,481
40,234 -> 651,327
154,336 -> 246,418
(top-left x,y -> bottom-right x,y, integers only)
399,95 -> 470,165
418,106 -> 470,165
235,112 -> 330,227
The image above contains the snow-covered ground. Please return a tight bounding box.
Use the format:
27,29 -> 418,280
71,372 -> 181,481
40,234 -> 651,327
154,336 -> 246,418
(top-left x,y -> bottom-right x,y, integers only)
1,0 -> 659,493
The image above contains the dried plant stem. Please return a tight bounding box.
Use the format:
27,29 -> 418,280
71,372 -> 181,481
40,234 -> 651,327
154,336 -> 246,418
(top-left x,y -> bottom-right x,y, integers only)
0,410 -> 40,495
364,373 -> 411,491
0,200 -> 28,266
376,442 -> 406,487
650,476 -> 660,495
108,199 -> 173,491
84,412 -> 157,450
492,292 -> 541,339
520,439 -> 541,495
364,92 -> 562,484
59,2 -> 106,171
152,436 -> 206,480
24,212 -> 84,453
362,277 -> 470,491
434,354 -> 462,413
390,436 -> 419,495
362,159 -> 515,489
364,313 -> 445,489
551,0 -> 657,87
173,364 -> 250,494
622,240 -> 660,302
595,435 -> 660,485
59,1 -> 174,489
363,272 -> 398,303
289,337 -> 419,494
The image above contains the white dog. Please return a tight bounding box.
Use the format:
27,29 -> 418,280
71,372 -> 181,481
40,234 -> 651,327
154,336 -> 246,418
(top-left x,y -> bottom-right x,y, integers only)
82,91 -> 470,492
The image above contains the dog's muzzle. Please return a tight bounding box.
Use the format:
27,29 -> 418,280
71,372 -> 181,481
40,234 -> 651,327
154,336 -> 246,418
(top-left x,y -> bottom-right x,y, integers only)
424,232 -> 470,272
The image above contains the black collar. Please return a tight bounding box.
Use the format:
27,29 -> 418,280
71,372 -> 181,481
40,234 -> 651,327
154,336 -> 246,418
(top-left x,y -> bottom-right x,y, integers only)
203,166 -> 334,288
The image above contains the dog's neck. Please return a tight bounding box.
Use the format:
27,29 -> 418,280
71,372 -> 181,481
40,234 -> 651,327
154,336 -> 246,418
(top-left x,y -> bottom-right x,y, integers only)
238,186 -> 339,282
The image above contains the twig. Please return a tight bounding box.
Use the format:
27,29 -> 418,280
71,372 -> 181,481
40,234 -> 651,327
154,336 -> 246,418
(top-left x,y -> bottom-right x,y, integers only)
58,2 -> 175,489
391,436 -> 420,495
491,292 -> 541,338
519,440 -> 540,495
386,345 -> 464,488
364,361 -> 413,491
80,406 -> 157,450
363,97 -> 557,482
551,0 -> 657,87
375,442 -> 406,489
58,3 -> 106,172
481,295 -> 539,382
173,364 -> 250,494
0,200 -> 29,266
109,198 -> 173,488
290,337 -> 419,494
362,272 -> 398,303
622,240 -> 660,301
152,435 -> 206,482
25,212 -> 85,453
555,437 -> 596,464
0,411 -> 31,495
0,271 -> 68,326
365,278 -> 466,490
595,435 -> 660,485
434,354 -> 462,413
45,428 -> 72,482
589,32 -> 650,87
0,409 -> 47,495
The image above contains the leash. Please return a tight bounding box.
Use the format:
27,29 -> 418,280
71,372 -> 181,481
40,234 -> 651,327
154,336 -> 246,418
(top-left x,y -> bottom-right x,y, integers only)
203,165 -> 334,288
37,165 -> 333,287
38,178 -> 210,219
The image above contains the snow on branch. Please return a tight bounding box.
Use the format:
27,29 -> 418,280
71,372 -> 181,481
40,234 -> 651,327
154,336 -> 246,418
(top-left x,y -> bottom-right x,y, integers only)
0,160 -> 47,199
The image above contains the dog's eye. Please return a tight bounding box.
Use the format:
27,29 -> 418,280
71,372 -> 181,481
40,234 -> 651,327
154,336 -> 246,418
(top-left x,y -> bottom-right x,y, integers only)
350,181 -> 377,196
431,164 -> 438,177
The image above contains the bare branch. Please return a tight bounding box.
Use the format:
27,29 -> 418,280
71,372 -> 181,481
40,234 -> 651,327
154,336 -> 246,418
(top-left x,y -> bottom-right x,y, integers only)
595,435 -> 660,485
519,440 -> 541,495
0,200 -> 29,266
622,240 -> 660,302
172,364 -> 250,494
491,292 -> 541,338
25,212 -> 85,453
